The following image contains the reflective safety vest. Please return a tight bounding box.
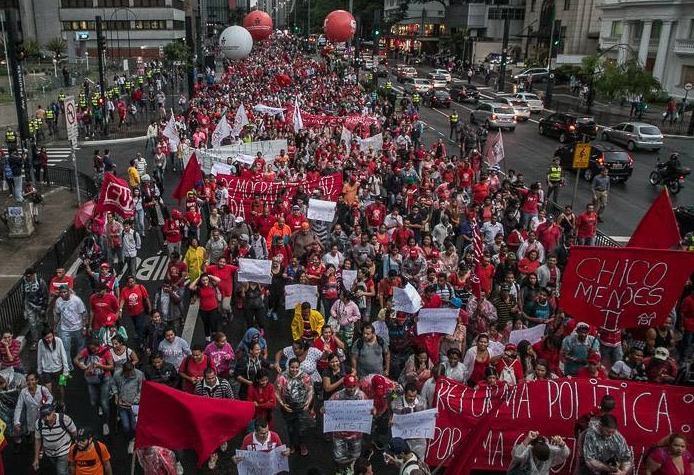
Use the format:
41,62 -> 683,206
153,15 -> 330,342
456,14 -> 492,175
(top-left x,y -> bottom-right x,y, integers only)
548,165 -> 562,182
5,130 -> 15,142
450,113 -> 459,124
28,121 -> 36,134
385,81 -> 392,90
687,234 -> 694,251
58,93 -> 65,102
45,110 -> 54,120
137,76 -> 144,84
33,118 -> 42,127
412,93 -> 420,104
368,73 -> 373,81
125,81 -> 132,91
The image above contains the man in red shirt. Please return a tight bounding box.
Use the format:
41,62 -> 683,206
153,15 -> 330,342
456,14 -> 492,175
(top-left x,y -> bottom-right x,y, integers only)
365,197 -> 386,234
475,253 -> 496,295
575,203 -> 598,246
49,267 -> 74,300
422,285 -> 442,308
206,256 -> 238,322
166,251 -> 188,299
536,215 -> 562,255
118,275 -> 151,343
89,283 -> 119,335
285,205 -> 306,233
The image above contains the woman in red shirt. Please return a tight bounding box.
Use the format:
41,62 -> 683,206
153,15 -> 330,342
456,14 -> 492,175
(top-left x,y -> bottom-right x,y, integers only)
188,273 -> 221,342
518,249 -> 541,280
246,368 -> 276,426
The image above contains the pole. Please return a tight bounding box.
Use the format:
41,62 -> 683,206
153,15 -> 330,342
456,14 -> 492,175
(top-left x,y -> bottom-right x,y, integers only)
0,11 -> 12,97
307,0 -> 311,35
71,143 -> 81,206
571,167 -> 580,208
497,16 -> 510,93
96,16 -> 108,137
6,8 -> 29,142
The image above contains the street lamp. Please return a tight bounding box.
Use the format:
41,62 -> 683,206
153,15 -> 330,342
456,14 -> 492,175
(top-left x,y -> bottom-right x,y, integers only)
85,51 -> 89,70
52,58 -> 57,77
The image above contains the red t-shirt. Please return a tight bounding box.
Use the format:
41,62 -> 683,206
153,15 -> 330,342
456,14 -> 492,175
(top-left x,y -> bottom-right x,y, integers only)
167,261 -> 188,288
179,355 -> 210,393
206,264 -> 238,297
576,212 -> 597,238
197,284 -> 218,311
120,284 -> 149,316
89,293 -> 119,330
366,203 -> 386,228
50,276 -> 74,295
521,192 -> 540,214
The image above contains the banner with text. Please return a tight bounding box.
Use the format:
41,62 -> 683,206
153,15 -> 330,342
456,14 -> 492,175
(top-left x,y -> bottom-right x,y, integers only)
214,173 -> 343,221
194,140 -> 288,173
427,377 -> 694,474
392,409 -> 438,440
284,284 -> 319,310
236,445 -> 289,475
559,246 -> 694,330
417,309 -> 459,335
238,258 -> 272,285
323,400 -> 374,434
307,199 -> 337,222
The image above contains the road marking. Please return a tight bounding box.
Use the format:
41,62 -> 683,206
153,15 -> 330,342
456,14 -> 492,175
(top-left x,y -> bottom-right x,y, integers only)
182,300 -> 199,343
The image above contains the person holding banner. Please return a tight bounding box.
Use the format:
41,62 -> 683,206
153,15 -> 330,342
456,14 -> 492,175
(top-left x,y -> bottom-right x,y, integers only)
390,382 -> 428,461
232,418 -> 290,462
509,430 -> 570,475
327,374 -> 370,475
275,358 -> 314,457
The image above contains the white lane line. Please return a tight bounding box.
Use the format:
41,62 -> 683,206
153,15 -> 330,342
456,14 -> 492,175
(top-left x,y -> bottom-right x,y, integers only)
182,300 -> 199,343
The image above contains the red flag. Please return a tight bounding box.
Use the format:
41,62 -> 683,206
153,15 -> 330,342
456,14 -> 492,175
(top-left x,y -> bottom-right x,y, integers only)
172,153 -> 203,204
94,172 -> 134,219
627,189 -> 681,249
484,131 -> 504,167
134,381 -> 255,467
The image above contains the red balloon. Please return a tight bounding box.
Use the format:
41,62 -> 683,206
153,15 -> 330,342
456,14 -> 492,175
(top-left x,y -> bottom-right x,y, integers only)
323,10 -> 356,43
243,10 -> 273,42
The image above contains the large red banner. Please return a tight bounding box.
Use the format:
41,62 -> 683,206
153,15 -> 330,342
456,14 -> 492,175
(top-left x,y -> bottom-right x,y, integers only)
428,377 -> 694,474
558,246 -> 694,330
216,172 -> 343,220
94,172 -> 134,219
285,103 -> 377,131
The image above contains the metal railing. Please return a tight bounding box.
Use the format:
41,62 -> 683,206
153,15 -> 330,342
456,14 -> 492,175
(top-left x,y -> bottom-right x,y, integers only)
0,168 -> 96,333
546,200 -> 621,247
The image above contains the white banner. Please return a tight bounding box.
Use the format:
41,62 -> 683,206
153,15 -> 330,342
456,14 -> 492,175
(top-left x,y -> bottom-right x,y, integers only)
236,445 -> 289,475
210,162 -> 233,176
323,399 -> 373,434
358,133 -> 383,152
393,283 -> 423,314
253,104 -> 286,120
232,103 -> 250,136
238,258 -> 272,285
234,153 -> 257,166
391,408 -> 438,440
340,126 -> 352,145
284,284 -> 319,310
211,111 -> 232,148
195,140 -> 288,173
341,270 -> 357,293
162,111 -> 180,150
509,324 -> 547,346
307,199 -> 336,222
417,308 -> 459,335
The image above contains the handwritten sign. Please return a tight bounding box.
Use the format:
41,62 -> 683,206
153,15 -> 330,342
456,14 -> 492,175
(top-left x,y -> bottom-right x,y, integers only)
236,445 -> 289,475
284,284 -> 319,310
393,283 -> 423,314
392,409 -> 438,440
341,270 -> 357,292
417,309 -> 459,335
307,199 -> 337,222
238,258 -> 272,285
559,247 -> 694,330
508,324 -> 546,346
358,133 -> 383,152
323,399 -> 373,434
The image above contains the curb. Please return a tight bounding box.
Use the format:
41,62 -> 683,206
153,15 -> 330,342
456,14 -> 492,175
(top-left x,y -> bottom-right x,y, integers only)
87,135 -> 147,145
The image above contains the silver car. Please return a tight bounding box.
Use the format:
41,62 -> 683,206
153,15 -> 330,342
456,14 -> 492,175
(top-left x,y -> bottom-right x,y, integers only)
496,96 -> 531,121
404,78 -> 433,94
470,102 -> 517,131
600,122 -> 663,151
513,93 -> 544,112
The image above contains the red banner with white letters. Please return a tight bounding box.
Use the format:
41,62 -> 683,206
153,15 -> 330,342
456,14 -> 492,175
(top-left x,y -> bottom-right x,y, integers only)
94,172 -> 135,219
428,377 -> 694,474
216,172 -> 343,220
558,246 -> 694,330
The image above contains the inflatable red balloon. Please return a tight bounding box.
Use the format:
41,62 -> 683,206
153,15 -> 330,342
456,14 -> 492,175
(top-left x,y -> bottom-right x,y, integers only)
323,10 -> 356,43
243,10 -> 273,42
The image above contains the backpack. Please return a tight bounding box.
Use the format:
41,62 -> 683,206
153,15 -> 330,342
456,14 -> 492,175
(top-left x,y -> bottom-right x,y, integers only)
37,412 -> 71,438
83,348 -> 109,384
403,458 -> 432,475
355,335 -> 386,355
71,440 -> 105,468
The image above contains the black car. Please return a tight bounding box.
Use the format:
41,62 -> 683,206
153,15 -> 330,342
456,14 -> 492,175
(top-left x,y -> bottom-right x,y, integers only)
554,141 -> 634,182
423,89 -> 452,108
449,83 -> 480,103
538,112 -> 598,143
675,206 -> 694,238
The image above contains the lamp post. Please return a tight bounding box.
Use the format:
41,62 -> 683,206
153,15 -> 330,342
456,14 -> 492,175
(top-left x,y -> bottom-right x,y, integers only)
52,58 -> 57,77
85,51 -> 89,71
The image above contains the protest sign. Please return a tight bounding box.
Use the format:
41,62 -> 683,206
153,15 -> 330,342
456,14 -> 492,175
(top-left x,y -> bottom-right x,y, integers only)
210,162 -> 234,177
194,139 -> 288,173
427,377 -> 694,474
358,133 -> 383,152
393,283 -> 423,314
284,284 -> 319,310
341,270 -> 357,292
307,199 -> 337,222
559,246 -> 694,330
238,258 -> 272,285
323,400 -> 373,434
286,103 -> 376,131
392,409 -> 438,440
508,324 -> 546,346
236,445 -> 289,475
417,309 -> 459,335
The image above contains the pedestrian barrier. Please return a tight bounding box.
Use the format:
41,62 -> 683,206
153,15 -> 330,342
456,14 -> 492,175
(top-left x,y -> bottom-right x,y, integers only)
546,200 -> 621,247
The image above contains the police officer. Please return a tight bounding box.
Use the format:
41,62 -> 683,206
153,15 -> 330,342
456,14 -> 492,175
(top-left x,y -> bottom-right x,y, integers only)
411,92 -> 420,111
45,107 -> 55,136
449,110 -> 459,141
385,80 -> 392,93
546,156 -> 564,203
5,126 -> 17,153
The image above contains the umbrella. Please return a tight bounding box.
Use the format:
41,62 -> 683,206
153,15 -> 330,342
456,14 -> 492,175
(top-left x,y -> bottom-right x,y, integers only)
74,200 -> 96,229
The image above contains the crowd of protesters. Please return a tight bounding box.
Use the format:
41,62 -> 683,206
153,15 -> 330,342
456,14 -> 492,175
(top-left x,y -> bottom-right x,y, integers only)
3,32 -> 694,475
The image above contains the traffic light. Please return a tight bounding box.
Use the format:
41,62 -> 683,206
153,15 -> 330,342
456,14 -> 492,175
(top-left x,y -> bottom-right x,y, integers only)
98,35 -> 107,54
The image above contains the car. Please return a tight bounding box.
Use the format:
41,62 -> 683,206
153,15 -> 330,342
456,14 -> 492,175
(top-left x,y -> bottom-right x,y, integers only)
496,96 -> 531,121
513,93 -> 544,112
429,68 -> 452,82
538,112 -> 598,143
427,74 -> 448,89
675,206 -> 694,238
397,66 -> 417,83
600,122 -> 663,151
449,83 -> 480,103
513,67 -> 550,83
423,89 -> 452,108
469,102 -> 517,131
554,141 -> 634,182
403,78 -> 433,94
391,63 -> 407,76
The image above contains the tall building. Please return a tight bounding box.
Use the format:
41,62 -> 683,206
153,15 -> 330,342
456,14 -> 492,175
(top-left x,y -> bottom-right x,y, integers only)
598,0 -> 694,98
20,0 -> 187,64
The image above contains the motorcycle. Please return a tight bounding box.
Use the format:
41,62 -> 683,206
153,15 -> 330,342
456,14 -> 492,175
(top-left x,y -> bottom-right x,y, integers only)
649,157 -> 691,194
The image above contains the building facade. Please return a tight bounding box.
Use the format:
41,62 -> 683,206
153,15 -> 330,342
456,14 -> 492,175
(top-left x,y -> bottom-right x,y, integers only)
598,0 -> 694,98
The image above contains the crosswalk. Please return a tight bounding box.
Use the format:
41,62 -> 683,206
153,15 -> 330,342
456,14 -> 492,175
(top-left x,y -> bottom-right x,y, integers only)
1,147 -> 74,167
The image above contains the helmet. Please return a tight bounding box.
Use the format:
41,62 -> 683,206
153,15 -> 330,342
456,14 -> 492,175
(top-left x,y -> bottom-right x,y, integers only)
670,153 -> 680,161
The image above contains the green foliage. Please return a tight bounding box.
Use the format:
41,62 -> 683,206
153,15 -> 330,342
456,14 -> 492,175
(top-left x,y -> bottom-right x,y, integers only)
554,64 -> 581,82
24,38 -> 40,59
163,40 -> 191,66
44,37 -> 67,59
582,54 -> 662,101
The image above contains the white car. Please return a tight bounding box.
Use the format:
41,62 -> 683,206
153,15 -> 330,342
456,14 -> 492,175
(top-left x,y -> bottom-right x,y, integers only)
404,78 -> 433,94
496,96 -> 531,121
429,68 -> 452,82
427,74 -> 448,89
513,93 -> 544,113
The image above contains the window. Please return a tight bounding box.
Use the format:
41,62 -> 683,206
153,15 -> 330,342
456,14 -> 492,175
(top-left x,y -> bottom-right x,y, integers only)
564,0 -> 571,10
134,0 -> 167,6
682,65 -> 694,86
134,20 -> 167,30
530,0 -> 536,12
63,20 -> 96,30
633,21 -> 643,40
61,0 -> 93,7
689,19 -> 694,40
99,0 -> 129,6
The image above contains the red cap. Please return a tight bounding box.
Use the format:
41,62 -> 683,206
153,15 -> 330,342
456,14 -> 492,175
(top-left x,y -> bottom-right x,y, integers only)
587,353 -> 601,364
301,222 -> 310,230
344,374 -> 358,387
100,262 -> 110,269
371,374 -> 388,396
504,343 -> 517,352
409,249 -> 419,258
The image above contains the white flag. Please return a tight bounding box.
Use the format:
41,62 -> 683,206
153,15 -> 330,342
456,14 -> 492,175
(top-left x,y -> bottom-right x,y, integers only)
162,111 -> 180,150
232,104 -> 249,136
340,126 -> 352,145
211,109 -> 232,148
292,97 -> 303,132
485,130 -> 505,167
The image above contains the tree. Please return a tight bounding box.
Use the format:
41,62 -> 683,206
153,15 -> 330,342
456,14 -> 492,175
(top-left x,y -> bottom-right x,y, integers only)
24,38 -> 40,60
44,37 -> 67,59
163,40 -> 192,67
581,54 -> 661,102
